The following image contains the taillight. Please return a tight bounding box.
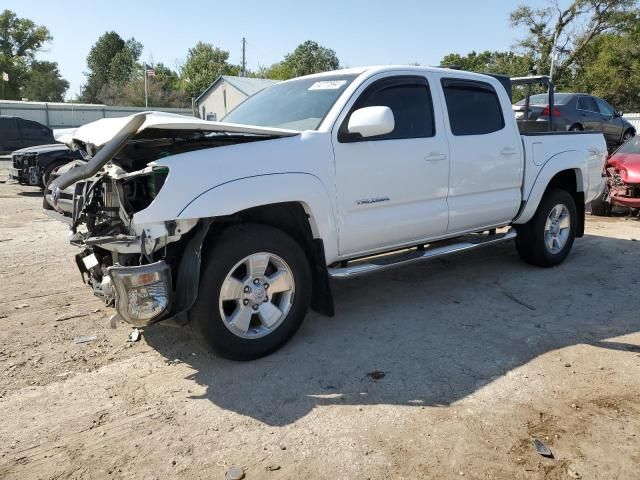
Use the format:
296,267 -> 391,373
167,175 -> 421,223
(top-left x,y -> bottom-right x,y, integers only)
541,105 -> 561,116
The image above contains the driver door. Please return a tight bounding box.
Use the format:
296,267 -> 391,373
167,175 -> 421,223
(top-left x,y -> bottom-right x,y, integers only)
332,75 -> 450,257
594,97 -> 624,145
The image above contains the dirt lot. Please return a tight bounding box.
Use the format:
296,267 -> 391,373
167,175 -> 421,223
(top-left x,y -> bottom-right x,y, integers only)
0,169 -> 639,480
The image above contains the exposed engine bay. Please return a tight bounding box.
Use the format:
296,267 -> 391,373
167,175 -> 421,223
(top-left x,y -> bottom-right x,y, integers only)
43,116 -> 293,325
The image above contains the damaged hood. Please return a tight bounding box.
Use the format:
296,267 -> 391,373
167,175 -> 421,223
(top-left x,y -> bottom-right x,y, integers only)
609,152 -> 640,184
50,111 -> 299,192
64,111 -> 299,151
12,143 -> 66,154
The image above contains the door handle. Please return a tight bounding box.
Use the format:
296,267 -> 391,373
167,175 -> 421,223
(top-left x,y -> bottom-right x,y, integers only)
424,153 -> 447,162
500,147 -> 518,157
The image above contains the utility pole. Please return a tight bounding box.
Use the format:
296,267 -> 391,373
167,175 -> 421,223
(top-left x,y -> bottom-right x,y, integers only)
549,30 -> 559,83
144,63 -> 148,108
241,37 -> 247,77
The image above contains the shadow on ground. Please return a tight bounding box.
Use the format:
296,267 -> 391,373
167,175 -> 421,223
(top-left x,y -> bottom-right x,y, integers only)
17,190 -> 45,198
144,233 -> 640,426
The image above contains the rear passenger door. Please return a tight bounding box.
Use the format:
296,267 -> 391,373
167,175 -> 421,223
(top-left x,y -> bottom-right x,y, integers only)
439,77 -> 523,233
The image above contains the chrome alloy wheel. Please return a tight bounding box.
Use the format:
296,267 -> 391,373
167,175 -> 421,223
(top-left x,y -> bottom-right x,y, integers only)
544,204 -> 571,254
218,252 -> 295,339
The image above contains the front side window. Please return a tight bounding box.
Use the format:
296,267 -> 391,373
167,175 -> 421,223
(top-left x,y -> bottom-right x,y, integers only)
223,74 -> 358,131
20,120 -> 50,138
340,76 -> 435,142
595,98 -> 615,116
577,96 -> 598,112
442,79 -> 505,136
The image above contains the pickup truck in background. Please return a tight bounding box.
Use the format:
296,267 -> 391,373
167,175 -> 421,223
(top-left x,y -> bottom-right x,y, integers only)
0,116 -> 55,154
45,66 -> 607,360
10,143 -> 83,188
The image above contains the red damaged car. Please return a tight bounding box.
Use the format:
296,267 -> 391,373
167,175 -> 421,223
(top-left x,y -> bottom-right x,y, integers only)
591,135 -> 640,216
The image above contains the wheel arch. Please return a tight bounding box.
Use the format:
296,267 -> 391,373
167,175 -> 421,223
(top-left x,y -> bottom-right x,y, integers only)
200,202 -> 335,318
515,165 -> 586,237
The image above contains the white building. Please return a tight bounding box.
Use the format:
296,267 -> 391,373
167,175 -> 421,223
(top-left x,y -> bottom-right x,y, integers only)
195,76 -> 279,121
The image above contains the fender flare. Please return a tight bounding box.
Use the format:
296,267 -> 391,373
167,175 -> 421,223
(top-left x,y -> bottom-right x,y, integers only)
177,172 -> 339,262
514,151 -> 586,225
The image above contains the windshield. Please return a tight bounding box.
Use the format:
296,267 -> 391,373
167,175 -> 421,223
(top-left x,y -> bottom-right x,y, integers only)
616,135 -> 640,154
515,93 -> 573,106
223,74 -> 358,131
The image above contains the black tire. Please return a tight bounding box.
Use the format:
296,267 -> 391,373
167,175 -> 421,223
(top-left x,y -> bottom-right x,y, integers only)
42,161 -> 67,188
516,188 -> 577,267
622,129 -> 635,144
590,186 -> 612,217
569,124 -> 583,132
189,223 -> 312,361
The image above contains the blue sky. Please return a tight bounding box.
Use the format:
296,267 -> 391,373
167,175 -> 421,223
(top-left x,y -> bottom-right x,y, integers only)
3,0 -> 548,99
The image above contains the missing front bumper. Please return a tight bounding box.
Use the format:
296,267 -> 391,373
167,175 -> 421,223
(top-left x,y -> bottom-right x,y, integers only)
108,261 -> 173,327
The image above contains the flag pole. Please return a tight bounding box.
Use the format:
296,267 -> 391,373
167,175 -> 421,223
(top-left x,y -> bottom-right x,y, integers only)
144,64 -> 148,108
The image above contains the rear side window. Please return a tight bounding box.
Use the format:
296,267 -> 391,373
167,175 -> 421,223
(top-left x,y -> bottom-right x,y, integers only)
0,118 -> 19,138
441,79 -> 505,136
341,76 -> 435,141
577,96 -> 598,112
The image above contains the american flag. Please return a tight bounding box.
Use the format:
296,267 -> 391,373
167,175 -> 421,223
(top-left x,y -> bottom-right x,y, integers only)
146,67 -> 156,78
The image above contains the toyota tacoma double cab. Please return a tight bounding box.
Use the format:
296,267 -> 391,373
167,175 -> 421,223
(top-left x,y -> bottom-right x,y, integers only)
45,66 -> 607,360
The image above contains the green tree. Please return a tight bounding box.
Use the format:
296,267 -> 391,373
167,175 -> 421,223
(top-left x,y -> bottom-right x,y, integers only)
181,42 -> 239,97
82,31 -> 142,102
255,41 -> 340,80
255,62 -> 292,80
571,23 -> 640,110
98,62 -> 188,108
510,0 -> 637,85
0,9 -> 51,99
21,60 -> 68,101
282,40 -> 339,78
440,50 -> 534,77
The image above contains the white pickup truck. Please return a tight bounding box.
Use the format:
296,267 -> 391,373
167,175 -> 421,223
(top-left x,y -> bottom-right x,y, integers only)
45,66 -> 607,360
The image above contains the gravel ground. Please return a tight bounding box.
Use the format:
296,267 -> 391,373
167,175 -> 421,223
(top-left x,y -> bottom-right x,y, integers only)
0,169 -> 639,479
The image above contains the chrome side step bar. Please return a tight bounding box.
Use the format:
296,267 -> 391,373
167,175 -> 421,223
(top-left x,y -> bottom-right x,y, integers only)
328,230 -> 517,279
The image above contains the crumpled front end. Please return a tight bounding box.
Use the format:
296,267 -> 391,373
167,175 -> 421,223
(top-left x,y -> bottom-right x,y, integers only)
48,162 -> 199,326
43,112 -> 293,326
605,154 -> 640,209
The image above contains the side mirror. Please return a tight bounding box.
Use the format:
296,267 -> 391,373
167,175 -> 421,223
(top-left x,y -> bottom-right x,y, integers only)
617,111 -> 624,118
347,106 -> 395,138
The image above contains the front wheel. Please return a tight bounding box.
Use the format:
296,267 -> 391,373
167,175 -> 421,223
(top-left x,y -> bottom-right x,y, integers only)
516,188 -> 577,267
189,224 -> 312,360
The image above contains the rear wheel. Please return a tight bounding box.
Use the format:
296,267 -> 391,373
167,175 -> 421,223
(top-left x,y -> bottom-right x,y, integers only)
622,129 -> 634,144
516,188 -> 577,267
189,224 -> 312,360
569,124 -> 583,132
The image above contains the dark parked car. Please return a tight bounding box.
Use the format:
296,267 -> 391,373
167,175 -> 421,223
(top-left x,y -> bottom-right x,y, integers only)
513,93 -> 635,150
9,143 -> 84,188
0,116 -> 55,154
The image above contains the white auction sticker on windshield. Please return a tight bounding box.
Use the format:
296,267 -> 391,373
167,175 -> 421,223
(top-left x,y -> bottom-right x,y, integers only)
308,80 -> 347,91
